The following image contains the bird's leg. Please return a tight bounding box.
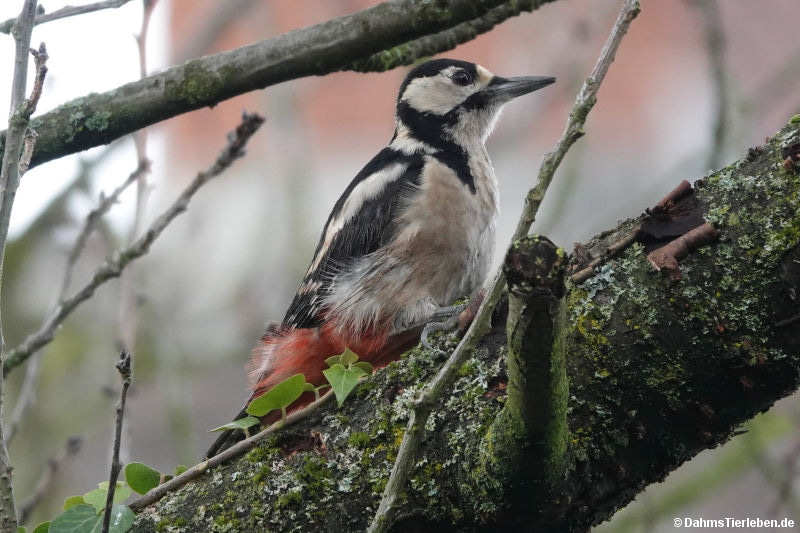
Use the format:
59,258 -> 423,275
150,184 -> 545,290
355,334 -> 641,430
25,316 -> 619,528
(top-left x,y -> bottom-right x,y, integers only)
420,289 -> 486,349
420,303 -> 467,349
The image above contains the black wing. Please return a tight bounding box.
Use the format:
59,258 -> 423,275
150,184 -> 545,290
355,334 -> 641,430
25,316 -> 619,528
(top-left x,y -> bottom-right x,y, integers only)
282,148 -> 425,329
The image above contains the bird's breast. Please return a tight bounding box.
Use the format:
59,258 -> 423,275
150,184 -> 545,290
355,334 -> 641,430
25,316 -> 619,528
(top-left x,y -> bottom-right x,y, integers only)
392,154 -> 498,301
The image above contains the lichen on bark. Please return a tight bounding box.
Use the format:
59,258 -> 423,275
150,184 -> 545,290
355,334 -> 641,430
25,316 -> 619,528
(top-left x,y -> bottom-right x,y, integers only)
131,118 -> 800,532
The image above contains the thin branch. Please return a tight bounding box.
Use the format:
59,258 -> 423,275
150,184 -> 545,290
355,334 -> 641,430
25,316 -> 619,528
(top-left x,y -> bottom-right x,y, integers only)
692,0 -> 729,170
102,351 -> 130,533
3,112 -> 265,376
0,0 -> 560,171
5,349 -> 41,445
115,0 -> 158,468
367,1 -> 641,531
18,436 -> 82,524
129,390 -> 334,512
59,161 -> 149,301
117,0 -> 157,355
0,2 -> 42,529
5,150 -> 139,446
0,0 -> 135,34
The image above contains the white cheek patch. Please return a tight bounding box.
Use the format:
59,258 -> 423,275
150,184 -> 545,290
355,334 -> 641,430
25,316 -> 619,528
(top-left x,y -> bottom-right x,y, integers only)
306,162 -> 409,275
401,75 -> 473,115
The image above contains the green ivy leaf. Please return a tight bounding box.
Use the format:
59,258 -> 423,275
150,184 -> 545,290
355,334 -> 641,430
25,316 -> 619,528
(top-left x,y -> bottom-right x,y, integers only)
210,416 -> 260,433
33,522 -> 50,533
16,527 -> 25,533
326,347 -> 360,369
124,462 -> 162,495
50,505 -> 96,533
63,496 -> 85,511
82,482 -> 131,513
246,374 -> 307,417
339,348 -> 360,366
353,361 -> 373,374
322,363 -> 368,407
105,505 -> 135,533
50,504 -> 134,533
324,354 -> 342,367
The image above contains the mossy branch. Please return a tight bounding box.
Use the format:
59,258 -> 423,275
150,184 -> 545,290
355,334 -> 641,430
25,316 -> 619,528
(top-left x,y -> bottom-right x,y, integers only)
0,0 -> 558,172
131,117 -> 800,533
480,236 -> 569,513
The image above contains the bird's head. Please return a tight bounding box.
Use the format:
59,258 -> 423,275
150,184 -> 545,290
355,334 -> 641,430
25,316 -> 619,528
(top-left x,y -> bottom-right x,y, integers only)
394,59 -> 554,147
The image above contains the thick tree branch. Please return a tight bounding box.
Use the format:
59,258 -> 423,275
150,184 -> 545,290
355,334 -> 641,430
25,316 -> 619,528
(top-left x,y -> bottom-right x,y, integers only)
0,0 -> 557,171
130,118 -> 800,533
480,236 -> 569,516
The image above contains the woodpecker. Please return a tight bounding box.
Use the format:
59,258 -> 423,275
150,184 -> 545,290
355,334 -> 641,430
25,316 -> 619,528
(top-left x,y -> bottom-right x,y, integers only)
207,59 -> 554,457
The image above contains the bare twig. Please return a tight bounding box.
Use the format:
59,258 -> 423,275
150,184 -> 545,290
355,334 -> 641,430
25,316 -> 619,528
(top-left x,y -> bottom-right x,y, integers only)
1,0 -> 561,171
59,161 -> 149,301
6,146 -> 127,445
0,0 -> 136,34
118,0 -> 157,355
6,148 -> 137,446
367,1 -> 641,531
129,390 -> 334,512
18,436 -> 82,524
3,112 -> 265,376
17,129 -> 37,176
570,228 -> 641,283
0,2 -> 42,529
5,350 -> 41,446
102,352 -> 131,533
691,0 -> 729,170
115,0 -> 158,468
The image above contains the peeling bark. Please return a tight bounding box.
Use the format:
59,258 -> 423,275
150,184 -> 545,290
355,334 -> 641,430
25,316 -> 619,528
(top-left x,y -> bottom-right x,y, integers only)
130,118 -> 800,532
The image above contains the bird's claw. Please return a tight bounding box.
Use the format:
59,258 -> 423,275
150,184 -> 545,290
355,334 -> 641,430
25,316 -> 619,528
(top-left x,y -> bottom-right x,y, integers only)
420,303 -> 467,349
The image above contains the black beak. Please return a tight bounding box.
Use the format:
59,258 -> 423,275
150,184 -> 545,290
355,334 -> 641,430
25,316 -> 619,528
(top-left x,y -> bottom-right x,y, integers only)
483,75 -> 555,103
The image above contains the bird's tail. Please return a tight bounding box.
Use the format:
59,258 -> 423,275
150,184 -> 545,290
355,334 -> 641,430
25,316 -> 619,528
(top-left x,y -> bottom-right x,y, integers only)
206,323 -> 420,458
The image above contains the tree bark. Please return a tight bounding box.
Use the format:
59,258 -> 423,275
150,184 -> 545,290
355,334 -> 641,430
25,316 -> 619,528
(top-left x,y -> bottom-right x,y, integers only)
129,118 -> 800,532
0,0 -> 556,172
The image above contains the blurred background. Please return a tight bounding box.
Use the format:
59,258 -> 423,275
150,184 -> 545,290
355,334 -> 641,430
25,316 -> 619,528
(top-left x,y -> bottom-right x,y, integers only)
0,0 -> 798,530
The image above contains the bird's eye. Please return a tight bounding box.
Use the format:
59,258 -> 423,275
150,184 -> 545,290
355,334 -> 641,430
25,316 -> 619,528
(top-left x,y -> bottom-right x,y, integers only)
451,70 -> 473,86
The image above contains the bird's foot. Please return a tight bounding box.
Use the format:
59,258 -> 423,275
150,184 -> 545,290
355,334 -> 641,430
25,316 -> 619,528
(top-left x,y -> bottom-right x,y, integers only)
421,303 -> 468,349
420,289 -> 486,350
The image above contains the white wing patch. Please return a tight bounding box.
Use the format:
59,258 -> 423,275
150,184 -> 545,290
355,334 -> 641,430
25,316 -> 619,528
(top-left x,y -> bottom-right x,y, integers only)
306,162 -> 409,276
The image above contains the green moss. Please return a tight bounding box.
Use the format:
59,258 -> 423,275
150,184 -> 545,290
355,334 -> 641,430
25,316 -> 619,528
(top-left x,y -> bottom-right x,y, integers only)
274,489 -> 302,510
347,431 -> 371,448
252,464 -> 272,484
166,60 -> 226,106
85,110 -> 111,131
245,438 -> 278,462
298,455 -> 333,496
